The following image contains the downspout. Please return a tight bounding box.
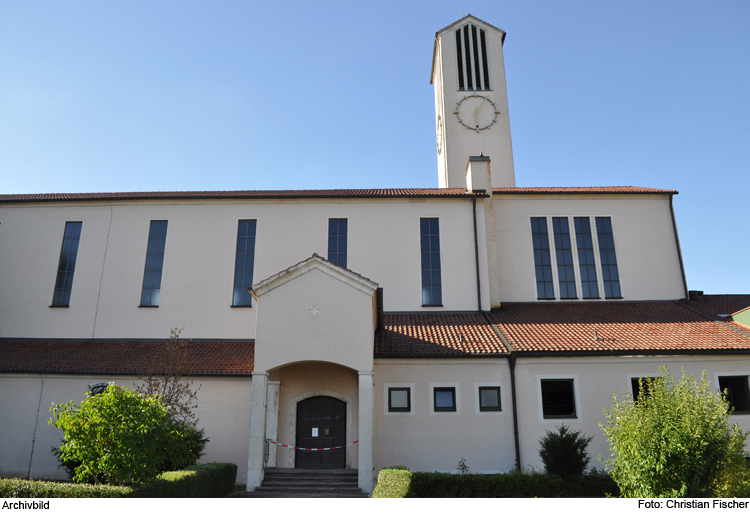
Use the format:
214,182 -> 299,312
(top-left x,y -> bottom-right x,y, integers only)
483,312 -> 521,471
472,194 -> 482,311
669,194 -> 688,300
27,374 -> 45,479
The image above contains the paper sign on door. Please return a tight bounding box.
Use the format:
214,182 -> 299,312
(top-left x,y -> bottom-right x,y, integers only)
312,428 -> 319,437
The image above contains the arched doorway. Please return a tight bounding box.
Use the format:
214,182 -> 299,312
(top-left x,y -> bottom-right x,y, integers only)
295,396 -> 346,469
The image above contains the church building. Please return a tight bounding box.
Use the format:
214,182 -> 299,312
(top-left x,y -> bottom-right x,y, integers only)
1,15 -> 748,493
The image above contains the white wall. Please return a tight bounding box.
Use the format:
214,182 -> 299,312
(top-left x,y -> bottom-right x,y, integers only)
0,374 -> 252,484
374,355 -> 750,475
374,359 -> 517,473
492,194 -> 686,302
253,265 -> 375,373
0,197 -> 482,339
514,355 -> 750,472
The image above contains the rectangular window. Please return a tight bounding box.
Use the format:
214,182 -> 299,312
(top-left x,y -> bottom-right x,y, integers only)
574,217 -> 600,299
455,24 -> 491,91
478,386 -> 501,412
328,218 -> 347,268
552,217 -> 577,299
233,219 -> 257,307
433,387 -> 456,412
420,218 -> 442,306
140,220 -> 168,307
631,377 -> 658,402
596,217 -> 621,298
540,379 -> 577,419
719,376 -> 750,414
388,387 -> 411,413
52,221 -> 82,307
531,217 -> 554,299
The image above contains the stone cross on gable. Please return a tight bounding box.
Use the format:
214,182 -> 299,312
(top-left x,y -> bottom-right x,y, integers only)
309,306 -> 320,317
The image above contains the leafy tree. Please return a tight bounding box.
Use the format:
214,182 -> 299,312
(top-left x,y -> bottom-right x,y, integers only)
538,423 -> 593,478
136,327 -> 201,426
600,367 -> 749,497
49,384 -> 206,485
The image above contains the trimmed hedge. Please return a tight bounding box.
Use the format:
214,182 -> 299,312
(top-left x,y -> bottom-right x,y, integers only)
372,468 -> 413,498
130,463 -> 237,498
0,479 -> 130,498
0,463 -> 237,498
372,468 -> 620,498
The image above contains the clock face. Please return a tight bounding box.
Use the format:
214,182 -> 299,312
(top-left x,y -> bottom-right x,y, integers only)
454,93 -> 499,132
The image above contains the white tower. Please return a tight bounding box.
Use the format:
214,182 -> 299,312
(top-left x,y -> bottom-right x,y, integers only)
431,15 -> 516,188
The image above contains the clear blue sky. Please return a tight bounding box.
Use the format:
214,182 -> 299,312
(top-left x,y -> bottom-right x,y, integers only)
1,1 -> 748,294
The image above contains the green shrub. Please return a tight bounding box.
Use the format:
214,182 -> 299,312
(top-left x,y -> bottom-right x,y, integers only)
372,467 -> 412,498
0,463 -> 237,498
0,479 -> 131,498
130,463 -> 237,498
538,423 -> 593,479
371,469 -> 619,498
49,383 -> 206,485
600,367 -> 750,498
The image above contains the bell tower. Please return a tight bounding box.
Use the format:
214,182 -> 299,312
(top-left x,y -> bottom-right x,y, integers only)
431,15 -> 516,188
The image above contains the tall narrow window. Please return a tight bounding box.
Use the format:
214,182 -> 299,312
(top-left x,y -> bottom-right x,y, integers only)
420,218 -> 442,306
455,24 -> 491,91
140,220 -> 168,307
531,217 -> 554,299
328,218 -> 347,268
596,217 -> 621,298
52,221 -> 82,307
552,217 -> 577,299
233,219 -> 257,306
574,217 -> 599,299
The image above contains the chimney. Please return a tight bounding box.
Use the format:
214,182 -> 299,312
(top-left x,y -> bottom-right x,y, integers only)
465,155 -> 491,194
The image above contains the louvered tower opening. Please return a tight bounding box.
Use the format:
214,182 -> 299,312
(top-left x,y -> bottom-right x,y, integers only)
455,23 -> 491,91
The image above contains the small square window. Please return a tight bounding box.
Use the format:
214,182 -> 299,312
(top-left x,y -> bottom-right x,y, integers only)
388,387 -> 411,413
719,376 -> 750,414
540,379 -> 577,419
630,377 -> 658,402
433,387 -> 456,412
478,386 -> 501,412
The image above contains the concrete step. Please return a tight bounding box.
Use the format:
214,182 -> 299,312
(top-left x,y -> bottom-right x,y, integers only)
230,491 -> 369,498
229,468 -> 367,498
261,480 -> 358,488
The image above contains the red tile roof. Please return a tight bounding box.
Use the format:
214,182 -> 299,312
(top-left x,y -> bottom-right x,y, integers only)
0,186 -> 678,204
492,186 -> 677,195
0,188 -> 483,203
488,302 -> 750,354
0,339 -> 254,375
679,295 -> 750,333
375,313 -> 507,357
680,295 -> 750,318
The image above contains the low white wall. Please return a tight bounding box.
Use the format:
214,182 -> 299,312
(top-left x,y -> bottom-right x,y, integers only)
374,355 -> 750,475
0,374 -> 252,484
514,355 -> 750,471
374,359 -> 516,474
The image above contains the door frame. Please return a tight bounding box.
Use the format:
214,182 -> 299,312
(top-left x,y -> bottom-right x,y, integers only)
287,390 -> 353,468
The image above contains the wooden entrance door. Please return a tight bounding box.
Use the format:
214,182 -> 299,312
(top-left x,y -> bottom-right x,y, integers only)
295,396 -> 346,469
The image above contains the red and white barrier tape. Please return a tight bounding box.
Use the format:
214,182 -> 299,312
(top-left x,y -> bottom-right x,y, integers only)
266,439 -> 359,451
